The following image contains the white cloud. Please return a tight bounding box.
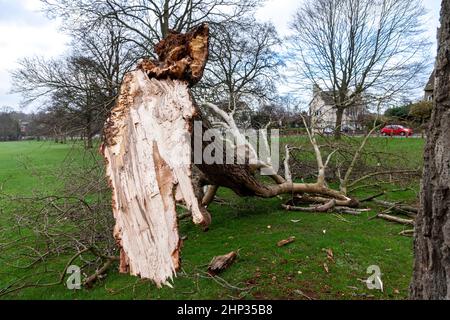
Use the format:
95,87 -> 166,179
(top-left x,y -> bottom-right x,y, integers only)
0,0 -> 442,111
422,0 -> 441,54
0,0 -> 69,110
256,0 -> 303,35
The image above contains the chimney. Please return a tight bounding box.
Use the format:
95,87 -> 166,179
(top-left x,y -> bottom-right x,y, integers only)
313,84 -> 321,96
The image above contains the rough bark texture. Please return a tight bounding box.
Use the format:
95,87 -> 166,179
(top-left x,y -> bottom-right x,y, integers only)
101,24 -> 210,287
410,1 -> 450,300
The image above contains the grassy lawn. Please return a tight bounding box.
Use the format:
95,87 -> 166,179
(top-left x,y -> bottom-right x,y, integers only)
0,138 -> 424,300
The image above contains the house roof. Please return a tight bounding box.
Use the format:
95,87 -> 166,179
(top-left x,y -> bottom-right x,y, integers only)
425,70 -> 435,92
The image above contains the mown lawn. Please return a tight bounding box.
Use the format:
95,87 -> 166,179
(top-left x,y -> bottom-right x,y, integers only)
0,138 -> 424,300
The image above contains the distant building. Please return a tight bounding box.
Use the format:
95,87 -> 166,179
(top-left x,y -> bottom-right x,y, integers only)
19,120 -> 29,135
308,85 -> 367,132
424,70 -> 435,102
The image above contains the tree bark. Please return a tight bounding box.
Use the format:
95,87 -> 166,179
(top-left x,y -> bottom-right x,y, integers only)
410,1 -> 450,300
334,107 -> 344,139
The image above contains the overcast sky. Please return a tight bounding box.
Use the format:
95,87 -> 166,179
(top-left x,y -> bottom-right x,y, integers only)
0,0 -> 442,112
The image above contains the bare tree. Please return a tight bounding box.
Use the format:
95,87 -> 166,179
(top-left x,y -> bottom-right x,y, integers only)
289,0 -> 431,139
37,0 -> 279,135
197,19 -> 282,111
0,111 -> 20,141
11,24 -> 134,148
42,0 -> 264,56
411,0 -> 450,300
12,56 -> 106,148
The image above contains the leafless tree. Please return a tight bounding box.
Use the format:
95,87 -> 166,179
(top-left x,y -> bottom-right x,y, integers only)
196,19 -> 282,111
11,24 -> 134,148
12,56 -> 105,148
289,0 -> 431,139
42,0 -> 264,56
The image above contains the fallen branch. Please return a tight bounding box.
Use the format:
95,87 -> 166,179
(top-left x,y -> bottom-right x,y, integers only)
277,236 -> 296,247
360,192 -> 386,203
346,169 -> 421,190
282,199 -> 366,215
373,199 -> 418,215
334,207 -> 370,215
202,185 -> 219,207
177,211 -> 193,220
83,256 -> 119,288
208,252 -> 237,276
399,229 -> 415,237
377,214 -> 414,226
0,247 -> 91,297
282,199 -> 336,212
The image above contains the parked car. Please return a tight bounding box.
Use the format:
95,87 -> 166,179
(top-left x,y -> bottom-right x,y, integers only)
323,127 -> 334,135
381,125 -> 413,136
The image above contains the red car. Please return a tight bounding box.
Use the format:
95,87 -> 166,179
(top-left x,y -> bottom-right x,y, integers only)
381,125 -> 413,136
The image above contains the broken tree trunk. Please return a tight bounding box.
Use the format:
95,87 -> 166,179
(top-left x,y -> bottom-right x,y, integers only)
101,23 -> 211,287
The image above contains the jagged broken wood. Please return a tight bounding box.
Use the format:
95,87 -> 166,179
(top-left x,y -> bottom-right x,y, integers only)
101,23 -> 211,287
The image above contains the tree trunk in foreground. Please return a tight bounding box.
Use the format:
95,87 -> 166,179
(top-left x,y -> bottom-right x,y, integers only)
410,1 -> 450,300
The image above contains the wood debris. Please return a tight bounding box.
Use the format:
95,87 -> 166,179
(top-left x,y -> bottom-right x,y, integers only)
207,251 -> 237,276
277,236 -> 296,247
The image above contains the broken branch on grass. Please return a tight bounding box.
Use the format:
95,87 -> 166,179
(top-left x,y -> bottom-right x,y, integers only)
373,199 -> 418,215
399,229 -> 415,237
208,251 -> 237,276
377,214 -> 414,226
0,247 -> 91,297
277,236 -> 296,247
360,192 -> 386,202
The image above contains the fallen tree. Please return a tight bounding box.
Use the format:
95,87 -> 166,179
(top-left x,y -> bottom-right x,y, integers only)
100,23 -> 388,287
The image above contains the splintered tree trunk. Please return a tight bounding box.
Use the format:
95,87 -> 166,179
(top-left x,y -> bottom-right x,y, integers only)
102,75 -> 209,286
101,23 -> 211,287
410,1 -> 450,300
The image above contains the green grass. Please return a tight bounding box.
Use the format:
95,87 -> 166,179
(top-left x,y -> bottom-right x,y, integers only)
0,138 -> 424,300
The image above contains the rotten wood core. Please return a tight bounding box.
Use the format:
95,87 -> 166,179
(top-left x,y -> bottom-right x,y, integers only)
137,23 -> 209,86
